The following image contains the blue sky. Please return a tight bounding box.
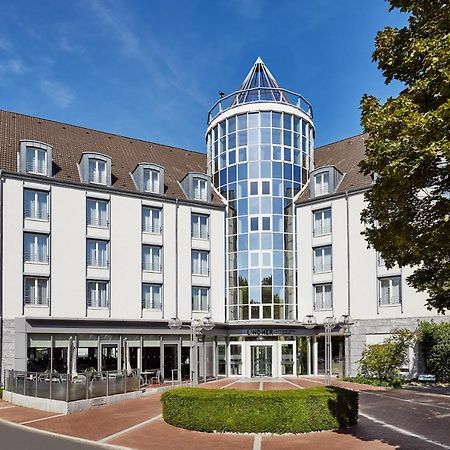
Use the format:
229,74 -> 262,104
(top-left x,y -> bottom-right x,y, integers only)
0,0 -> 407,151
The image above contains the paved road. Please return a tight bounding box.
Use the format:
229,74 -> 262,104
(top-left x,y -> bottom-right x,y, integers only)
357,389 -> 450,449
0,420 -> 121,450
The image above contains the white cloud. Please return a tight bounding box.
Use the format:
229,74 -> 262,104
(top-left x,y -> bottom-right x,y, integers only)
84,0 -> 208,106
40,79 -> 75,108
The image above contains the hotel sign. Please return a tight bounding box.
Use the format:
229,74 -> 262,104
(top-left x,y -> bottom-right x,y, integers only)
246,329 -> 274,336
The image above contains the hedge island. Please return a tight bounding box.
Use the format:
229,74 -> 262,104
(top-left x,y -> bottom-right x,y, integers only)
161,386 -> 358,434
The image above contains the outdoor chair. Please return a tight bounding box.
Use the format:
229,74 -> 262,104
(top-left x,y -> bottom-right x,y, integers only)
150,369 -> 161,385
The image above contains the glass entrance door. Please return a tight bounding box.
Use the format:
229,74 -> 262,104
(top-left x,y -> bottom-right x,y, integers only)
101,344 -> 118,371
251,346 -> 272,377
163,344 -> 178,381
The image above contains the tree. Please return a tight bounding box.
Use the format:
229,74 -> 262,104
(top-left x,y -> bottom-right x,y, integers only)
359,329 -> 415,380
359,0 -> 450,313
417,320 -> 450,382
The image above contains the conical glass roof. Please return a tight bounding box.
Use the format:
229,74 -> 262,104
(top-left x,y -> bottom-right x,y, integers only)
234,57 -> 288,105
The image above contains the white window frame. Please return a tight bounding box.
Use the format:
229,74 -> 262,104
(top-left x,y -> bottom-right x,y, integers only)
142,206 -> 162,234
87,239 -> 109,268
313,246 -> 332,273
86,280 -> 109,308
24,189 -> 49,221
192,287 -> 209,312
142,245 -> 162,272
26,147 -> 47,175
24,276 -> 49,306
87,198 -> 109,228
88,158 -> 107,185
192,250 -> 209,276
313,208 -> 331,236
142,283 -> 162,310
379,276 -> 401,306
314,172 -> 330,196
143,168 -> 160,194
193,178 -> 207,201
314,284 -> 332,310
191,213 -> 209,240
24,233 -> 49,264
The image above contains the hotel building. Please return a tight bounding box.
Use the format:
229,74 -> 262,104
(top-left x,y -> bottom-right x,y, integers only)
0,59 -> 444,382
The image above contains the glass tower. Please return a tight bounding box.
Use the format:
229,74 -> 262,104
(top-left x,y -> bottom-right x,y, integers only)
206,58 -> 314,321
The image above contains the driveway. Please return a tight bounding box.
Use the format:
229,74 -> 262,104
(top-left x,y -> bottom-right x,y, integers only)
0,377 -> 449,450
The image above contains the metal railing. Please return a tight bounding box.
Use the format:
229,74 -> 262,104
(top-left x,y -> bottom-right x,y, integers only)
24,295 -> 49,306
87,216 -> 109,228
26,162 -> 47,175
24,252 -> 49,264
4,369 -> 140,402
207,87 -> 313,124
86,257 -> 109,268
24,208 -> 49,221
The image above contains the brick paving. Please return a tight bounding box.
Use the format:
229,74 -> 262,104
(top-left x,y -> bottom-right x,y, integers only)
0,377 -> 419,449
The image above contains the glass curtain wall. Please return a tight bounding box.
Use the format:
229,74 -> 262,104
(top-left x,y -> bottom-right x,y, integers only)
207,110 -> 314,320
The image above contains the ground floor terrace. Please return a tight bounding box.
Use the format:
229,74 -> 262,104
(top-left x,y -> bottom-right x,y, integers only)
0,377 -> 449,449
7,318 -> 350,384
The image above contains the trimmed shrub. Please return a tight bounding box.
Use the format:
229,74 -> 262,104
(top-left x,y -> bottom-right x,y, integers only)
161,386 -> 358,434
417,320 -> 450,383
342,376 -> 402,388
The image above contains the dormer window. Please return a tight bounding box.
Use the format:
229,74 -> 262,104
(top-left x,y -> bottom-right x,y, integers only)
78,153 -> 112,187
180,173 -> 211,202
314,172 -> 329,196
194,177 -> 207,201
19,140 -> 53,177
89,158 -> 107,185
26,147 -> 47,175
131,163 -> 164,195
144,168 -> 160,193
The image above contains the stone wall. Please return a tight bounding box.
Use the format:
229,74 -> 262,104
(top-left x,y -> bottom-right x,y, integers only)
1,319 -> 15,381
348,316 -> 450,377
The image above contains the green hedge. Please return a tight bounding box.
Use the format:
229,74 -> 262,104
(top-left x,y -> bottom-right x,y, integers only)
161,386 -> 358,434
342,376 -> 402,388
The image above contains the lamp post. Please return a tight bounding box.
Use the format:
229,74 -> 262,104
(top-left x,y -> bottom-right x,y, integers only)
168,316 -> 215,386
302,314 -> 353,385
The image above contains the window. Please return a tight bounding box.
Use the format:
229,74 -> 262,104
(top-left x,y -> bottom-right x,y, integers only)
87,199 -> 108,228
313,246 -> 332,273
87,281 -> 109,308
314,172 -> 329,196
250,180 -> 270,196
192,287 -> 209,312
87,240 -> 108,267
377,252 -> 386,267
142,245 -> 162,271
88,159 -> 107,185
249,216 -> 271,232
26,147 -> 47,175
24,233 -> 49,263
193,178 -> 207,201
192,214 -> 209,239
142,207 -> 162,233
143,168 -> 160,193
24,277 -> 49,306
313,208 -> 331,236
142,284 -> 162,309
24,190 -> 49,221
379,276 -> 401,305
192,251 -> 209,275
314,284 -> 332,310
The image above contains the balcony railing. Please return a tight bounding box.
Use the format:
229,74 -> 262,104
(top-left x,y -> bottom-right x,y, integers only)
24,208 -> 49,221
207,87 -> 313,124
313,263 -> 332,273
87,297 -> 109,308
24,295 -> 49,306
87,257 -> 109,268
87,216 -> 109,228
142,262 -> 161,272
88,172 -> 106,185
24,252 -> 49,264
